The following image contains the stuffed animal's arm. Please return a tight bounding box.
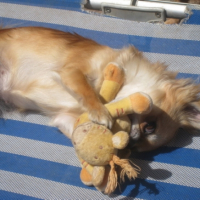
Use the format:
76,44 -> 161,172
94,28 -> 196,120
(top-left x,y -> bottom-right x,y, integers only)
74,92 -> 152,127
105,92 -> 152,118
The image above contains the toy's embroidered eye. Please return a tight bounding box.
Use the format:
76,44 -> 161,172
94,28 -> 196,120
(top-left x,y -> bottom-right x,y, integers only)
143,122 -> 156,135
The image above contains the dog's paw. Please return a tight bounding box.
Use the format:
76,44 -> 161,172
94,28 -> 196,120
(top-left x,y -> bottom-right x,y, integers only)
88,105 -> 113,129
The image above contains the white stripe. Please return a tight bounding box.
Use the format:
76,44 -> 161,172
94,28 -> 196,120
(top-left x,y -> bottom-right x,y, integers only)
144,53 -> 200,75
0,170 -> 140,199
134,159 -> 200,188
0,2 -> 200,41
0,134 -> 80,166
2,111 -> 50,126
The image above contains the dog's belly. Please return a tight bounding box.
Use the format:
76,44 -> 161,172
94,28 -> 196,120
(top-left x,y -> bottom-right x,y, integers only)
0,67 -> 83,116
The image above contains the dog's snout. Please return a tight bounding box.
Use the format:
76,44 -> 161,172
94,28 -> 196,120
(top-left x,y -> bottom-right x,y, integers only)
130,126 -> 140,139
128,126 -> 140,148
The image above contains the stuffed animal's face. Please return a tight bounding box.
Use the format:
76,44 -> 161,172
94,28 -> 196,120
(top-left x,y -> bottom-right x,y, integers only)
72,122 -> 116,166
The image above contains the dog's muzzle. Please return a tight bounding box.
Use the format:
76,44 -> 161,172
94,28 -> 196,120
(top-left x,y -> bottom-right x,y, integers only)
127,125 -> 141,148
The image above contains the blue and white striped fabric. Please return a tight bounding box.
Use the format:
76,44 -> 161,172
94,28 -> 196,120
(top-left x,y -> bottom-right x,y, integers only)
0,0 -> 200,199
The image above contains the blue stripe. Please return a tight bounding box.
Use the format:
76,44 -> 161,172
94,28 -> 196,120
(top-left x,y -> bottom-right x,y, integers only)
115,178 -> 200,199
0,190 -> 40,200
1,17 -> 200,57
132,146 -> 200,169
0,0 -> 82,12
177,73 -> 200,82
186,10 -> 200,25
0,151 -> 95,190
0,119 -> 73,146
1,151 -> 200,199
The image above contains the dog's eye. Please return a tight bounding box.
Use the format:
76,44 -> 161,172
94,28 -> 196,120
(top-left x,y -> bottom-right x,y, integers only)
143,122 -> 156,135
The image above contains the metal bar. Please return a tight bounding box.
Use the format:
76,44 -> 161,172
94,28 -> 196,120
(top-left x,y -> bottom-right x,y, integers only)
86,0 -> 132,10
102,3 -> 166,22
136,1 -> 189,18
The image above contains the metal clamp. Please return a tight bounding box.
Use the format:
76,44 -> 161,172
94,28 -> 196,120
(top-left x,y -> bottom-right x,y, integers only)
102,3 -> 166,22
84,0 -> 190,22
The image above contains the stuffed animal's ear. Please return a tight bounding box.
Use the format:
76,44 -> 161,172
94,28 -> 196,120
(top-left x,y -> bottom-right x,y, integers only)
181,101 -> 200,130
112,131 -> 129,149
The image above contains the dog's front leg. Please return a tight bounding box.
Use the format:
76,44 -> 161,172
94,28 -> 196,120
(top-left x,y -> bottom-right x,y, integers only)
59,67 -> 112,128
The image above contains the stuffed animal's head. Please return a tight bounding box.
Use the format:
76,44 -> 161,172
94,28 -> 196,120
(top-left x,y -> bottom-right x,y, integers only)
72,122 -> 129,166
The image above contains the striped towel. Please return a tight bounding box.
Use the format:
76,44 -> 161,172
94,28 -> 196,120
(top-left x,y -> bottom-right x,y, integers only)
0,0 -> 200,199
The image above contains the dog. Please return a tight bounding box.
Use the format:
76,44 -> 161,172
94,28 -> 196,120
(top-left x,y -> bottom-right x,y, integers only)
0,26 -> 199,152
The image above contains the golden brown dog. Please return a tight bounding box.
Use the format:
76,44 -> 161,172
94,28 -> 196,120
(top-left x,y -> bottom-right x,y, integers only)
0,27 -> 200,152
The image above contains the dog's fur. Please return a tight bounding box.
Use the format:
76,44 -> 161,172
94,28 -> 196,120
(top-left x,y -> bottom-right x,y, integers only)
0,27 -> 200,152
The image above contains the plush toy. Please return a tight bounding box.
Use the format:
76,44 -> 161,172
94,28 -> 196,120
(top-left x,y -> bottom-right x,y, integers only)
72,63 -> 153,194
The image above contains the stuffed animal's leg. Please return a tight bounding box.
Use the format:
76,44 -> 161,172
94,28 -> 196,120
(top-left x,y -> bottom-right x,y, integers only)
80,168 -> 93,186
80,165 -> 111,193
100,63 -> 125,104
80,158 -> 105,187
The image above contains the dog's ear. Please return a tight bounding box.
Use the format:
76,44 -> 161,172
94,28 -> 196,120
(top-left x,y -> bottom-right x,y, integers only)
168,79 -> 200,131
181,100 -> 200,130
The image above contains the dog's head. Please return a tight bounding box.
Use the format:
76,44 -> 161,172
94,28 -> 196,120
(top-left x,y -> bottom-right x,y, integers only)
128,76 -> 200,152
116,47 -> 200,152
